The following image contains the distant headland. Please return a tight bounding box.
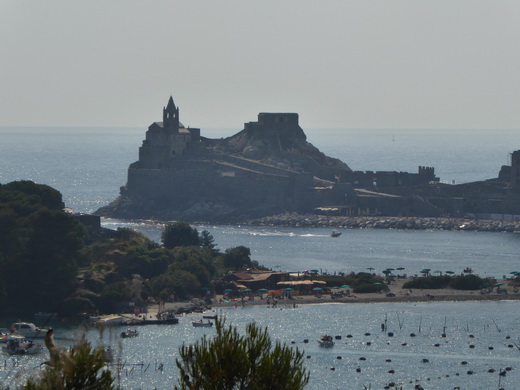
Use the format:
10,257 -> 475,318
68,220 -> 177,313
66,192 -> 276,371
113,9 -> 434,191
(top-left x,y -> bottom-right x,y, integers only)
96,96 -> 520,223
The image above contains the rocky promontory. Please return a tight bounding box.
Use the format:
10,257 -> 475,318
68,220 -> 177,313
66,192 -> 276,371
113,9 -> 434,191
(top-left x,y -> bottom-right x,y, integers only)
244,213 -> 520,233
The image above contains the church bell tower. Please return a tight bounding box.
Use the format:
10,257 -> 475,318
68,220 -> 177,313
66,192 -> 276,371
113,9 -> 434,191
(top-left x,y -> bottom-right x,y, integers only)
163,96 -> 179,133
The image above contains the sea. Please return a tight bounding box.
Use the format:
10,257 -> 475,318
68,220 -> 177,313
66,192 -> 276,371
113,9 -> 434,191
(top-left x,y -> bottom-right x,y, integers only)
1,126 -> 520,389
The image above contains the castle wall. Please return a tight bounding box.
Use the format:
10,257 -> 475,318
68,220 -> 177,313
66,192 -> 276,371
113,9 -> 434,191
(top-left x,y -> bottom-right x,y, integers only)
344,166 -> 438,189
125,160 -> 314,213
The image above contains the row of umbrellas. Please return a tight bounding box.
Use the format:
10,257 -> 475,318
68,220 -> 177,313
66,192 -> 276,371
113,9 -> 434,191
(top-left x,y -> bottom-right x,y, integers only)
367,267 -> 460,276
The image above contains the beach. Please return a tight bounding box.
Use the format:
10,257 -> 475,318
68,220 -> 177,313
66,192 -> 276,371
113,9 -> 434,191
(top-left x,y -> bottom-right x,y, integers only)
147,276 -> 520,317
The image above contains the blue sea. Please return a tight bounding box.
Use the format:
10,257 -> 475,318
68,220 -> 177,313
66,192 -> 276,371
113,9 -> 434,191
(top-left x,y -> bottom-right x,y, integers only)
1,126 -> 520,389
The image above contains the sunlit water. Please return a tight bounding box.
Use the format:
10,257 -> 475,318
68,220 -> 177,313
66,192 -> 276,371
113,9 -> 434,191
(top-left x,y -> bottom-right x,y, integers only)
2,302 -> 520,389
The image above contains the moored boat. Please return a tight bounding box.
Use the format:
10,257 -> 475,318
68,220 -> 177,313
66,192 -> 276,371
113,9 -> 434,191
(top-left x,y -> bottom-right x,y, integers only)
2,338 -> 43,355
192,320 -> 213,327
10,322 -> 48,338
317,335 -> 334,347
121,329 -> 139,338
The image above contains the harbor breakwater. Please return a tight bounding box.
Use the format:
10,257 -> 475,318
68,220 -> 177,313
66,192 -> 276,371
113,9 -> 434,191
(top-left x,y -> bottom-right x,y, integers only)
244,213 -> 520,233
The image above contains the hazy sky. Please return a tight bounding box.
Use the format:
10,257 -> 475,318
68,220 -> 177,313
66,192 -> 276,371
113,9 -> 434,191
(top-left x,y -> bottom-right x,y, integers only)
2,1 -> 520,130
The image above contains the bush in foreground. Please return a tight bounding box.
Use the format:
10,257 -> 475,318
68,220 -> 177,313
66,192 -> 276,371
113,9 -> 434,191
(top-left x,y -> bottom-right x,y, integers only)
175,319 -> 309,390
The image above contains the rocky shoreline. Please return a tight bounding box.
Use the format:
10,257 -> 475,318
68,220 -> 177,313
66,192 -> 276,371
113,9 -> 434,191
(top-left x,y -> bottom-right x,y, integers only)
243,213 -> 520,233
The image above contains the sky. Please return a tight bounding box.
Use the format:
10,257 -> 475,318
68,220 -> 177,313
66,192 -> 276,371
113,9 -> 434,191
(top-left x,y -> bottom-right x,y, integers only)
2,1 -> 520,130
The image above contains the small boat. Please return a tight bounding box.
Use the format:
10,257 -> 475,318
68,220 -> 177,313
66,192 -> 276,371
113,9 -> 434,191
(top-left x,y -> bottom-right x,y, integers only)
317,335 -> 334,347
10,322 -> 48,338
2,338 -> 43,355
120,329 -> 139,338
331,231 -> 342,238
192,320 -> 213,328
203,315 -> 217,320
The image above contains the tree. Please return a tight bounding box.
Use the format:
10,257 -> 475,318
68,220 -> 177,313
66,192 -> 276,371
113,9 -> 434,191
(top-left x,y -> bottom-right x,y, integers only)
175,319 -> 309,390
161,222 -> 200,249
222,246 -> 252,269
199,229 -> 219,255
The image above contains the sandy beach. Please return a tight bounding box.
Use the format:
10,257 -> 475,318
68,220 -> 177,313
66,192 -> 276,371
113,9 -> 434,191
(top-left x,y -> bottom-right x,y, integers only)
147,277 -> 520,317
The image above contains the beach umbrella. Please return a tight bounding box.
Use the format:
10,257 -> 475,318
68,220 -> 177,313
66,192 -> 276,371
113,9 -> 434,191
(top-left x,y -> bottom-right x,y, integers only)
224,289 -> 233,293
331,286 -> 340,289
386,268 -> 395,271
396,267 -> 405,270
433,270 -> 443,275
495,282 -> 504,286
341,285 -> 350,288
242,288 -> 252,292
310,269 -> 320,273
373,282 -> 383,285
382,270 -> 391,275
367,267 -> 375,271
312,287 -> 323,291
258,288 -> 268,292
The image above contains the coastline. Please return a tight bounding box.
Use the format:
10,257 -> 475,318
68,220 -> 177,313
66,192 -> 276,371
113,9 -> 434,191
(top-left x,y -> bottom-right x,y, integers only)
150,277 -> 520,317
242,213 -> 520,233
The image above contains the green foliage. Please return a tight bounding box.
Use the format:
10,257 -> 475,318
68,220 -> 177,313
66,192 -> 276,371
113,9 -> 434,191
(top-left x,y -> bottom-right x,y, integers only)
162,222 -> 200,249
175,319 -> 309,390
149,270 -> 200,300
199,229 -> 219,255
0,186 -> 248,315
22,337 -> 114,390
403,275 -> 452,290
312,272 -> 386,293
449,274 -> 487,290
222,246 -> 252,269
402,274 -> 487,290
98,281 -> 132,313
0,182 -> 86,315
0,180 -> 63,213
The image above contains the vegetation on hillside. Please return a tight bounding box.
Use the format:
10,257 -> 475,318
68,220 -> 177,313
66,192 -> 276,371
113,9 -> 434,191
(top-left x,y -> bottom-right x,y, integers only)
0,181 -> 86,315
0,181 -> 268,317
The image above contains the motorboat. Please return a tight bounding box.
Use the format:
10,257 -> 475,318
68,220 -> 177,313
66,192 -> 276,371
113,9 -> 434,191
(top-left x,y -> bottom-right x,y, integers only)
121,329 -> 139,338
331,231 -> 342,238
317,335 -> 334,347
192,320 -> 213,327
2,337 -> 43,355
10,322 -> 48,338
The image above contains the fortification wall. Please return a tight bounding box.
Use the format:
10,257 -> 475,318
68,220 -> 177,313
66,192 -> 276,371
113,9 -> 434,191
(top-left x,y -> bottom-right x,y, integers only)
125,161 -> 313,213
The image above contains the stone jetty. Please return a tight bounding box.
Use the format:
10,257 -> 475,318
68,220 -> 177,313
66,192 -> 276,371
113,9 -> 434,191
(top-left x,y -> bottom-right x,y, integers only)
244,213 -> 520,233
